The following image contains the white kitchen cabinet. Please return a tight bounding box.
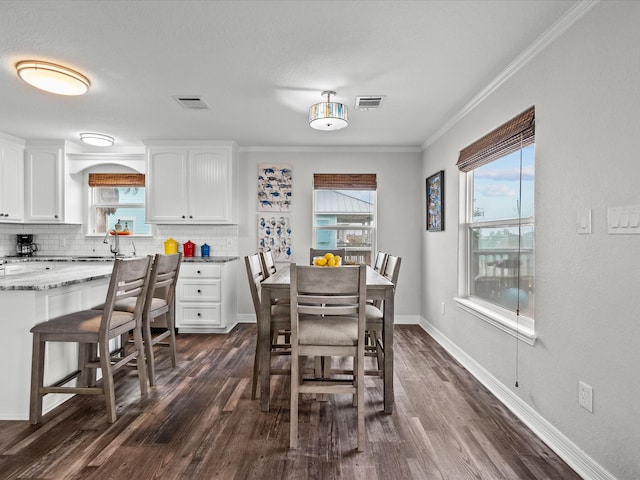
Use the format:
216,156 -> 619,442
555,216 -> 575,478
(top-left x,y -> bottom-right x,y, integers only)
0,135 -> 25,223
145,141 -> 238,224
24,141 -> 82,224
175,260 -> 238,333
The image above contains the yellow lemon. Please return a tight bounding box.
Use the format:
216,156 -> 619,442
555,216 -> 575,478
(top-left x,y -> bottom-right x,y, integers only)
315,257 -> 328,266
334,255 -> 341,265
324,252 -> 334,260
327,258 -> 337,267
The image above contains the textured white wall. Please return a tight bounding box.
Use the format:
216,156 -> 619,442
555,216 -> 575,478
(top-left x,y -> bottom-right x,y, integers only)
422,3 -> 640,479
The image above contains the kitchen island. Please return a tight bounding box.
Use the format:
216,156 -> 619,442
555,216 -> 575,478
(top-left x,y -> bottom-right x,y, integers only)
0,261 -> 113,420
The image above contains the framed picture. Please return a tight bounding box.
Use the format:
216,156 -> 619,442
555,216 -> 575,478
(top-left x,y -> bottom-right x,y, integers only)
426,170 -> 444,231
258,164 -> 292,212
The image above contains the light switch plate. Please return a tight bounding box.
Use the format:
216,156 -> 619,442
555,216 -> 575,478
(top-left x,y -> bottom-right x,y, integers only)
577,208 -> 591,234
608,205 -> 640,234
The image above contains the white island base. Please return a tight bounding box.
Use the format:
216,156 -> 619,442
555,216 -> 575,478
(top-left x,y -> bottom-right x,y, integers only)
0,267 -> 110,420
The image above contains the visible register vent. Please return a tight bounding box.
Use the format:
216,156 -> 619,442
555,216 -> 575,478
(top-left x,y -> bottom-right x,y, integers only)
173,95 -> 210,110
355,95 -> 385,110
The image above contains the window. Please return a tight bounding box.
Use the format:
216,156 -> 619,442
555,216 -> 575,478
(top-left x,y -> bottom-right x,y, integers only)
455,107 -> 535,341
313,174 -> 376,265
88,173 -> 151,235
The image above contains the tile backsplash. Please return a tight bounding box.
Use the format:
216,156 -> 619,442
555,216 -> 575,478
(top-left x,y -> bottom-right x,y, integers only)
0,223 -> 238,258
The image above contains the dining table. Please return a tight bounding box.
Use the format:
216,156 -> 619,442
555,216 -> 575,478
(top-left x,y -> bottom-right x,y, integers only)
258,264 -> 396,413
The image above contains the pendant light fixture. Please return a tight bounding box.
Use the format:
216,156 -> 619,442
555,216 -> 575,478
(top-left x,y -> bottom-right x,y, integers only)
16,60 -> 90,96
309,90 -> 348,131
80,133 -> 114,147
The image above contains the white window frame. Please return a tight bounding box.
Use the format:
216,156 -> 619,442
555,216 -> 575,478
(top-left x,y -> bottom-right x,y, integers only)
84,171 -> 152,237
454,157 -> 536,346
312,189 -> 377,265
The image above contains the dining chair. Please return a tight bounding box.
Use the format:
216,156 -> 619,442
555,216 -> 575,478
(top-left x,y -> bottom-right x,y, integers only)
366,254 -> 401,374
289,263 -> 367,451
309,248 -> 346,265
260,250 -> 288,305
29,256 -> 153,424
101,253 -> 182,386
245,254 -> 291,400
372,250 -> 387,273
259,250 -> 277,279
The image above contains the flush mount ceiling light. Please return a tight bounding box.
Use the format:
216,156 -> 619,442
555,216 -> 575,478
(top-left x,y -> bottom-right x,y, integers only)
16,60 -> 90,96
309,90 -> 348,131
80,133 -> 114,147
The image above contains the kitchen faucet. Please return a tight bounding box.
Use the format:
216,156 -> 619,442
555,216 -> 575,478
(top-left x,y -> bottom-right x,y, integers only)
103,229 -> 120,257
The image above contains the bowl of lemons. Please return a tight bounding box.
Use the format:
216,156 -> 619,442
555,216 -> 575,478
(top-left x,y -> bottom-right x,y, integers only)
313,252 -> 342,267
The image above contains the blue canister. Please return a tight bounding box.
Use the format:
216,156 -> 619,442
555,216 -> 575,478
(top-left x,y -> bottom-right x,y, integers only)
200,243 -> 210,257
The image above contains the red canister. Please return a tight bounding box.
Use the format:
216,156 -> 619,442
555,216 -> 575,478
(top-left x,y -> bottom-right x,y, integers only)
183,240 -> 195,257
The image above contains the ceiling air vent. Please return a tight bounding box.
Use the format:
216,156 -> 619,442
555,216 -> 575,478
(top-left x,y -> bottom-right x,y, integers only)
173,95 -> 210,110
355,95 -> 385,110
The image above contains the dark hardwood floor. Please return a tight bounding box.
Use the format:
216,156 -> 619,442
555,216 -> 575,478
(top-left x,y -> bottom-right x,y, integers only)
0,324 -> 580,479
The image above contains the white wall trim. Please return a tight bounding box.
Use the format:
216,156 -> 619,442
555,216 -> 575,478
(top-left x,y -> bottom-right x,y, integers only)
421,0 -> 599,150
417,316 -> 615,480
239,145 -> 422,153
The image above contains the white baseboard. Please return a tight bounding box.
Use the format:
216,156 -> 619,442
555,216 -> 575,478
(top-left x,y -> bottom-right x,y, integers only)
418,317 -> 615,480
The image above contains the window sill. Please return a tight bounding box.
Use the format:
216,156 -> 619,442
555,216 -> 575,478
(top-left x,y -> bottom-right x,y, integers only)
453,297 -> 536,346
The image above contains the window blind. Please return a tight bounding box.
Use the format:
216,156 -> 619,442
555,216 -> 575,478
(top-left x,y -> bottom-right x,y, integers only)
456,106 -> 535,172
313,173 -> 377,190
88,173 -> 145,187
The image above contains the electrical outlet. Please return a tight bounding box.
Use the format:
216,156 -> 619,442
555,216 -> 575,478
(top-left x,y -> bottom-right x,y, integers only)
578,381 -> 593,412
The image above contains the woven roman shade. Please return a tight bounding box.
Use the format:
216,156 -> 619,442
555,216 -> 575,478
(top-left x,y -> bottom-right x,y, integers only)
88,173 -> 145,187
313,173 -> 377,190
456,106 -> 535,172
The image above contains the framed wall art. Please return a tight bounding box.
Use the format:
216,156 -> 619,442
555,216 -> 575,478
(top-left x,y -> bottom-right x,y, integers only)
258,164 -> 292,212
258,215 -> 292,261
426,170 -> 444,231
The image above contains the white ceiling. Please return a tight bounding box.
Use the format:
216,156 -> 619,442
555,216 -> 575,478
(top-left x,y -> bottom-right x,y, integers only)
0,0 -> 580,151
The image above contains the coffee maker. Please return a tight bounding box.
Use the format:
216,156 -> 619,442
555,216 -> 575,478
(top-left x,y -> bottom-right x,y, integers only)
16,234 -> 38,257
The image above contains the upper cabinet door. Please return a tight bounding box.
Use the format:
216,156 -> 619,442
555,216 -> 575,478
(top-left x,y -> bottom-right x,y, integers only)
145,148 -> 188,223
0,140 -> 24,223
24,147 -> 63,222
187,148 -> 233,223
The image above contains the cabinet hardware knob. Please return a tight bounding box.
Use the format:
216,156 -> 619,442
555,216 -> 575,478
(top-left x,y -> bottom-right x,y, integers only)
197,312 -> 201,317
54,215 -> 59,218
182,215 -> 186,219
197,270 -> 201,274
189,215 -> 193,219
197,289 -> 202,293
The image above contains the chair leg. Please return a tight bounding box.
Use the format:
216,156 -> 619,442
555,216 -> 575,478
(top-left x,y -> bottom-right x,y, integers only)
29,333 -> 46,425
99,340 -> 117,424
166,311 -> 178,368
372,330 -> 384,371
290,350 -> 299,450
132,325 -> 148,396
142,318 -> 155,387
251,334 -> 259,400
357,348 -> 365,452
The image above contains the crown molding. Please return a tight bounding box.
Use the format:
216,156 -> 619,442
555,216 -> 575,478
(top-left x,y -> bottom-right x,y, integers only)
421,0 -> 599,151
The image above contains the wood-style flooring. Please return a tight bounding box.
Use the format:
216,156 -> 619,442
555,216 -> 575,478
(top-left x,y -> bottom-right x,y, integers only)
0,324 -> 580,479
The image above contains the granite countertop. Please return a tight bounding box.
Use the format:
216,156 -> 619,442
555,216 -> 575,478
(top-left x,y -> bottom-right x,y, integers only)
0,255 -> 239,291
1,255 -> 239,264
0,263 -> 114,291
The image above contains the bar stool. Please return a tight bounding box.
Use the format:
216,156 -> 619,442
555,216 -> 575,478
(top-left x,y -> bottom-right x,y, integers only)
29,256 -> 153,424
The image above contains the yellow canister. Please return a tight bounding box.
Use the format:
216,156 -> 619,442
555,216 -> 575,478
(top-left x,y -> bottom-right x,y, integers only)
164,237 -> 179,254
